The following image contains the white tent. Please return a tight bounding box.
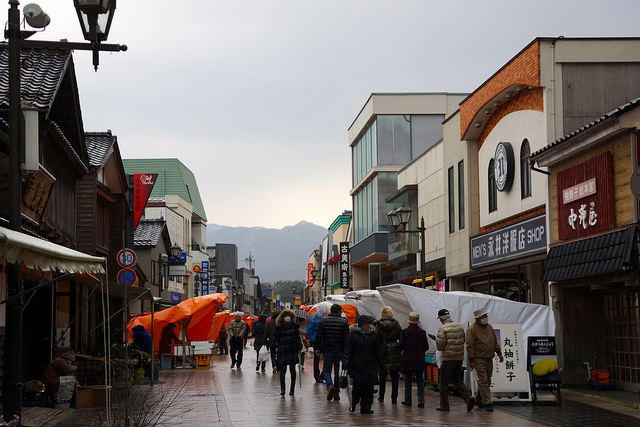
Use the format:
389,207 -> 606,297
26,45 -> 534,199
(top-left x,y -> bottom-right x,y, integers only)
377,284 -> 556,355
344,290 -> 386,318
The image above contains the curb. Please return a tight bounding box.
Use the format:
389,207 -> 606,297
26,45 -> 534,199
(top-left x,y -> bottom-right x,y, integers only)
563,389 -> 640,410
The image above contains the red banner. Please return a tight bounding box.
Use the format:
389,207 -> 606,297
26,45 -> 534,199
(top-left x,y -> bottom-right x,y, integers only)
133,173 -> 158,231
307,263 -> 314,287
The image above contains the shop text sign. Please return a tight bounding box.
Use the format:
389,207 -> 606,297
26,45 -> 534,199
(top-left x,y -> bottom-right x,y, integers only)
340,242 -> 350,289
563,177 -> 596,204
470,215 -> 546,268
491,324 -> 528,394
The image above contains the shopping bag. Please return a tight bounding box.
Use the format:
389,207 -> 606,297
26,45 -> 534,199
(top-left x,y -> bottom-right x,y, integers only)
258,346 -> 269,362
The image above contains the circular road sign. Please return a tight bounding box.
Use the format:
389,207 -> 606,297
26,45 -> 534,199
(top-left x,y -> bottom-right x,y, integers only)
117,249 -> 137,268
117,268 -> 137,286
295,294 -> 301,301
241,306 -> 246,312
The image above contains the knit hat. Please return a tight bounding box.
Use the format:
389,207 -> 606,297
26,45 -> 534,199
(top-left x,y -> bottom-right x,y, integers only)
381,306 -> 393,318
474,308 -> 489,319
437,309 -> 450,318
408,312 -> 420,324
357,314 -> 375,327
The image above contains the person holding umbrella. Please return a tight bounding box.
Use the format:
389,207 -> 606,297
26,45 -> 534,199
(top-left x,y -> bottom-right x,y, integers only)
343,314 -> 386,415
274,309 -> 303,396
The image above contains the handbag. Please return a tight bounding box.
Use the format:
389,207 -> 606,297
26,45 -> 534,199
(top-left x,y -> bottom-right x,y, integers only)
258,345 -> 269,362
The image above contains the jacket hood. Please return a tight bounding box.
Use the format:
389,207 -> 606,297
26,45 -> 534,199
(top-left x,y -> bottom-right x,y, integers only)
276,309 -> 297,326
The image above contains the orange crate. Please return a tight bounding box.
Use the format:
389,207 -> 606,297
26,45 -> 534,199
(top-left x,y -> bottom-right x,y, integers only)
195,354 -> 210,369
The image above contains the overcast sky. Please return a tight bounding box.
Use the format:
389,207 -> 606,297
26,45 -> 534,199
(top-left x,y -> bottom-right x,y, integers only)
28,0 -> 640,229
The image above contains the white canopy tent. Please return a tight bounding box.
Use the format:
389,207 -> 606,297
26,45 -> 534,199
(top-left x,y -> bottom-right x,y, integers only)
377,284 -> 556,356
344,290 -> 386,318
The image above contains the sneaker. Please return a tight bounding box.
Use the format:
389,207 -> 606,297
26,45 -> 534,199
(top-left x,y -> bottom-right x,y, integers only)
237,366 -> 241,371
333,394 -> 340,401
435,406 -> 449,411
466,396 -> 475,412
401,401 -> 412,406
417,403 -> 425,408
327,386 -> 335,401
485,404 -> 494,412
230,363 -> 235,369
256,365 -> 260,372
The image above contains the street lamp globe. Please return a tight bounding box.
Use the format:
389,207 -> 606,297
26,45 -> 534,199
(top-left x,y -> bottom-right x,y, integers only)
396,205 -> 413,228
74,0 -> 116,43
387,208 -> 400,228
170,244 -> 182,259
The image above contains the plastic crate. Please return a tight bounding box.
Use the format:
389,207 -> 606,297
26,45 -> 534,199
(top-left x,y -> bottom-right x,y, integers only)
195,354 -> 210,370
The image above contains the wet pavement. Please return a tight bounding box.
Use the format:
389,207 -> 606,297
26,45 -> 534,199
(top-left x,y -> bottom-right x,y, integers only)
55,348 -> 640,426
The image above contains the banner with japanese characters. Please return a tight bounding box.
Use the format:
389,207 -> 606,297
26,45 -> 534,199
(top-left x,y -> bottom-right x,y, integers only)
133,173 -> 158,231
557,151 -> 614,240
490,323 -> 529,393
340,242 -> 350,289
528,336 -> 560,391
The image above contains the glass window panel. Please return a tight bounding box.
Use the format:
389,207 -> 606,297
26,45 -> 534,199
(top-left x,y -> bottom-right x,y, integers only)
459,160 -> 465,230
411,114 -> 445,160
489,159 -> 497,212
448,166 -> 455,233
377,172 -> 398,231
521,139 -> 532,199
377,116 -> 394,165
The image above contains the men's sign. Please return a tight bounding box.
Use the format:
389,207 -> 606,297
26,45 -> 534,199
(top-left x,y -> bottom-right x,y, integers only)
470,215 -> 546,268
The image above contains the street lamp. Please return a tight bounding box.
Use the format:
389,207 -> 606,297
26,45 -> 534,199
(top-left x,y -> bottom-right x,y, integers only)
170,244 -> 183,259
387,204 -> 427,288
74,0 -> 117,70
4,1 -> 126,421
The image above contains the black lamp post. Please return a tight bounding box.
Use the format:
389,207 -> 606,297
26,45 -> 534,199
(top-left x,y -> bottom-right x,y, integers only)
387,205 -> 427,288
74,0 -> 116,70
3,1 -> 126,421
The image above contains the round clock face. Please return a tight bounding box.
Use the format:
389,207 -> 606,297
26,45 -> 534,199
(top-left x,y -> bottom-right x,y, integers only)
494,142 -> 514,192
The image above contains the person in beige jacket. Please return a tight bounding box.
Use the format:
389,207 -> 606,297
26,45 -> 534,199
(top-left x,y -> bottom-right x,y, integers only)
435,309 -> 474,412
465,308 -> 503,412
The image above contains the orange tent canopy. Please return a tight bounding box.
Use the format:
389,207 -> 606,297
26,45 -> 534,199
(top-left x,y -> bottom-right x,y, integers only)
127,293 -> 228,348
211,311 -> 257,342
308,301 -> 357,324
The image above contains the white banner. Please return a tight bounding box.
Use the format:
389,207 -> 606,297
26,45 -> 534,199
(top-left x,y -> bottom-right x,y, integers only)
491,323 -> 528,393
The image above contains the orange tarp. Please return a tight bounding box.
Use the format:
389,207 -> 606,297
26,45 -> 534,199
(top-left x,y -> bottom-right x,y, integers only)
211,311 -> 258,342
127,293 -> 228,348
308,301 -> 357,324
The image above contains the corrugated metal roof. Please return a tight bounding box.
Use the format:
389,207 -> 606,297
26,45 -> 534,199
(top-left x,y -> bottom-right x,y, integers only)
541,226 -> 638,282
134,219 -> 165,247
86,131 -> 115,168
122,158 -> 207,222
0,44 -> 72,110
531,96 -> 640,159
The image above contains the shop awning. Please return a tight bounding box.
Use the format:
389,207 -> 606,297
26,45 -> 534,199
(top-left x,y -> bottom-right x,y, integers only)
0,226 -> 105,274
541,225 -> 638,282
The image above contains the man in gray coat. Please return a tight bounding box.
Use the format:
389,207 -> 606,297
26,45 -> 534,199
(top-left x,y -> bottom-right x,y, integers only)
436,309 -> 474,412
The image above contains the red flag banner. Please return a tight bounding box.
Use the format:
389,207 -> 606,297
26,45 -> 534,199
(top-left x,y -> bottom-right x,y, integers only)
133,173 -> 158,231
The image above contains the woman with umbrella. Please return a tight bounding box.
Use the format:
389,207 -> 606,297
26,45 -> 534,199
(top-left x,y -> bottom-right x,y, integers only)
274,309 -> 303,396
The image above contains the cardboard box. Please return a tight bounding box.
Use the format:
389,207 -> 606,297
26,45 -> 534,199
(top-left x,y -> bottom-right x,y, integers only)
76,386 -> 111,408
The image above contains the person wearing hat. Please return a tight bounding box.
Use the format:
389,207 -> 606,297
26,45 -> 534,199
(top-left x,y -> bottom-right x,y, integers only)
377,306 -> 402,404
398,312 -> 429,408
343,314 -> 386,414
466,308 -> 503,412
228,312 -> 247,370
436,309 -> 474,412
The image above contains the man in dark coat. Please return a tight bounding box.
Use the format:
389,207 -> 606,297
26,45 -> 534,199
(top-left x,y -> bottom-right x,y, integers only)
343,314 -> 386,414
131,325 -> 152,354
274,309 -> 303,396
315,304 -> 350,401
263,310 -> 281,373
399,312 -> 429,408
252,314 -> 268,372
377,306 -> 402,404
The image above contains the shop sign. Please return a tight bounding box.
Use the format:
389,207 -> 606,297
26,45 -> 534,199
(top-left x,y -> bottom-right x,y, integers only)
307,263 -> 314,287
528,336 -> 560,391
490,324 -> 529,394
340,242 -> 350,289
170,292 -> 185,303
470,215 -> 546,268
557,151 -> 614,240
169,264 -> 187,276
201,260 -> 209,295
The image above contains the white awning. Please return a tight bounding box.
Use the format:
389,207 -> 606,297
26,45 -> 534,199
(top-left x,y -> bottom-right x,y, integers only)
0,226 -> 105,274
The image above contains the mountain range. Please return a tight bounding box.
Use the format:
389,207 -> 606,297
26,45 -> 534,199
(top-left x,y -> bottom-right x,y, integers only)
206,221 -> 327,283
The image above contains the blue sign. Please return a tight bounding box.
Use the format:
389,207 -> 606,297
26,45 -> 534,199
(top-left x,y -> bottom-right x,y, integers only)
170,292 -> 182,303
117,269 -> 137,285
169,252 -> 187,263
200,261 -> 209,295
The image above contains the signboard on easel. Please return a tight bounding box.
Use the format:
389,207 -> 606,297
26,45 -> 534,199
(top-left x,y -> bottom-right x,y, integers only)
489,324 -> 531,401
528,336 -> 561,404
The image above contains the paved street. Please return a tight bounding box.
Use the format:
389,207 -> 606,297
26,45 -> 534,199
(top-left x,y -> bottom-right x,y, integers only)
57,348 -> 640,426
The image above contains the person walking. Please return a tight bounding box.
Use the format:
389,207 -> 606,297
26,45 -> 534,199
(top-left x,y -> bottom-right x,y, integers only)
274,309 -> 303,396
263,310 -> 281,373
306,311 -> 324,383
377,306 -> 401,404
399,312 -> 428,408
466,308 -> 503,412
228,312 -> 247,370
252,314 -> 268,372
315,304 -> 350,402
435,308 -> 474,412
218,322 -> 228,355
343,314 -> 386,415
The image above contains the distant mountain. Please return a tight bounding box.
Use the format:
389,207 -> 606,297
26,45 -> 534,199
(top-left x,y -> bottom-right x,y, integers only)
206,221 -> 327,283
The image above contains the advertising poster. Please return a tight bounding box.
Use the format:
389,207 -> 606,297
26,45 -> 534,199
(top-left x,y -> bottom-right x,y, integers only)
490,324 -> 529,394
528,336 -> 560,391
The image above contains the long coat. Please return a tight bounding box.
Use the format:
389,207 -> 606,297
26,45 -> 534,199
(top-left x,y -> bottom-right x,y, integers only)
274,310 -> 303,366
399,324 -> 428,371
252,319 -> 267,350
377,317 -> 402,371
343,326 -> 386,386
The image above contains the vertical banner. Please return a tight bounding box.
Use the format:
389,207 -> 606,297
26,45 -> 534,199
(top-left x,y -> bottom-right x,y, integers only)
490,324 -> 529,395
201,260 -> 209,295
133,173 -> 158,231
340,242 -> 350,289
307,263 -> 314,287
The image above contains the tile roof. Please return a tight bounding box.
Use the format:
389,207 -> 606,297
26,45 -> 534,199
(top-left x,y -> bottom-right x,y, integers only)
531,97 -> 640,159
541,226 -> 638,282
0,44 -> 72,110
86,131 -> 116,168
122,158 -> 207,222
134,219 -> 166,248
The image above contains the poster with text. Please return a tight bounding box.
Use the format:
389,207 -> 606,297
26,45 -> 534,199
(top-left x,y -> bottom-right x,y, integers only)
491,323 -> 529,393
